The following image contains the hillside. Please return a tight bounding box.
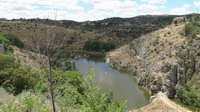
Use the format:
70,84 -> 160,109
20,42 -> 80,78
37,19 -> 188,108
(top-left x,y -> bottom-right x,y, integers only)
106,22 -> 186,96
1,14 -> 198,52
106,16 -> 200,110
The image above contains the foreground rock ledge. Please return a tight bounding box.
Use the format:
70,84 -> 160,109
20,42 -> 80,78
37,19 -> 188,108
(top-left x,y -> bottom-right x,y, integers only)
130,92 -> 191,112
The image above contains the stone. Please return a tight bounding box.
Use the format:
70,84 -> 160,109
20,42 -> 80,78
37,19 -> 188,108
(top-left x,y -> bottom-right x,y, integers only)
172,17 -> 187,24
161,63 -> 171,73
0,44 -> 5,53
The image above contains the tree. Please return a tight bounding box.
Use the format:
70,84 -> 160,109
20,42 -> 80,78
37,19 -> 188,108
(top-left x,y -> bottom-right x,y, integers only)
31,21 -> 67,112
83,40 -> 116,51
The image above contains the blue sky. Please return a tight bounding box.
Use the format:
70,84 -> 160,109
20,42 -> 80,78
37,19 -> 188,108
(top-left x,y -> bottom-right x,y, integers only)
0,0 -> 200,21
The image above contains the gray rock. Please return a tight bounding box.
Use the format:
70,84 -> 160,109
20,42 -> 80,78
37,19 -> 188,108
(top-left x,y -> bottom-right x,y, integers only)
0,44 -> 5,53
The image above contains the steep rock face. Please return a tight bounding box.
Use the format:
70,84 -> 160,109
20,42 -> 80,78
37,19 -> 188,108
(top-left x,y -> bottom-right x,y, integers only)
106,23 -> 200,98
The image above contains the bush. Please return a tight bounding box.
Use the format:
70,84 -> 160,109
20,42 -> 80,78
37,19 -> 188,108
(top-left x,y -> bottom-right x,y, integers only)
0,91 -> 51,112
168,42 -> 173,46
0,53 -> 19,70
0,35 -> 13,52
3,33 -> 24,48
176,80 -> 200,107
0,68 -> 38,93
53,69 -> 125,112
185,16 -> 200,38
83,40 -> 116,51
75,69 -> 125,112
0,53 -> 125,111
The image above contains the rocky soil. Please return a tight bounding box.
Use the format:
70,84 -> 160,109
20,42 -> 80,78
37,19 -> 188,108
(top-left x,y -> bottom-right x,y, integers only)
13,46 -> 48,68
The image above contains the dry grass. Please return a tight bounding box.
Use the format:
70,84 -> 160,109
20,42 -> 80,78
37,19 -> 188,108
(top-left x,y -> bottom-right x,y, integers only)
0,88 -> 14,105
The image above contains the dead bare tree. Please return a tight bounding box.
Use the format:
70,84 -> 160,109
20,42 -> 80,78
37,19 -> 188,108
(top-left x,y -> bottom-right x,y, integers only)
31,21 -> 69,112
30,4 -> 80,112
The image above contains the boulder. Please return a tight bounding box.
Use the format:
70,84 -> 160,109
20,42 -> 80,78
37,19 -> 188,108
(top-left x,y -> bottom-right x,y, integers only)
172,17 -> 187,24
0,44 -> 5,53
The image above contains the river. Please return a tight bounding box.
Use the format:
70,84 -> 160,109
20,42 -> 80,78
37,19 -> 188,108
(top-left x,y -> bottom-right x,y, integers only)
72,57 -> 150,110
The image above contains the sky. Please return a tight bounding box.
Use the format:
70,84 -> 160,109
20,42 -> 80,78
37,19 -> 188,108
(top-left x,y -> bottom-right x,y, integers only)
0,0 -> 200,22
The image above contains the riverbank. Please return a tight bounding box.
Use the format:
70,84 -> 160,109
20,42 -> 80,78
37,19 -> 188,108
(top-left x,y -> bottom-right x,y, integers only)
65,49 -> 106,57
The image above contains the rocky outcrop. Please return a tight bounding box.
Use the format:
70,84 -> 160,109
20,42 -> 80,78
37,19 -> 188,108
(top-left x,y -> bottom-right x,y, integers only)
130,92 -> 191,112
106,23 -> 200,98
172,17 -> 187,24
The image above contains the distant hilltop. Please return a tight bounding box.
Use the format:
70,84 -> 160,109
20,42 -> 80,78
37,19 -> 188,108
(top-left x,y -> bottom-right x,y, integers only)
0,18 -> 7,21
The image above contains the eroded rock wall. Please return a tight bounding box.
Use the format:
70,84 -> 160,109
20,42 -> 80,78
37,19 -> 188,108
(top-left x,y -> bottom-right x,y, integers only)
106,23 -> 200,98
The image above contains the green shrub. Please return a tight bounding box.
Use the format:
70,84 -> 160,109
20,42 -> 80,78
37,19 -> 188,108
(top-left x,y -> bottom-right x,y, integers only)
0,35 -> 13,52
0,56 -> 125,111
76,69 -> 125,112
0,53 -> 19,70
168,42 -> 173,46
83,40 -> 116,51
3,33 -> 24,48
185,16 -> 200,38
53,69 -> 125,112
0,91 -> 51,112
176,80 -> 200,107
0,68 -> 38,94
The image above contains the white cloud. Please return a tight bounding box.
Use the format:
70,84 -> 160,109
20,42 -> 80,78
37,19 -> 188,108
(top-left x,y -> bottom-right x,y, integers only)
1,0 -> 84,11
141,0 -> 166,4
93,0 -> 138,11
194,1 -> 200,8
183,4 -> 190,8
138,4 -> 159,11
0,0 -> 86,21
170,4 -> 191,15
81,0 -> 139,19
159,5 -> 166,8
82,0 -> 102,4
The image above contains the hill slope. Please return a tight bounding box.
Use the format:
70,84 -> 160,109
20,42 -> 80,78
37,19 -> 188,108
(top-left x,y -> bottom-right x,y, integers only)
107,16 -> 200,96
2,14 -> 197,51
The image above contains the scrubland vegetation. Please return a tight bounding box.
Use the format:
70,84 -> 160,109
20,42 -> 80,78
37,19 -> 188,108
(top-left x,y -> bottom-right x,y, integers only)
0,33 -> 125,112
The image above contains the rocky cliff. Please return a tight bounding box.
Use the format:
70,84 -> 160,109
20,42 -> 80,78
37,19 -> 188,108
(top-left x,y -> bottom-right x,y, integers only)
106,22 -> 200,98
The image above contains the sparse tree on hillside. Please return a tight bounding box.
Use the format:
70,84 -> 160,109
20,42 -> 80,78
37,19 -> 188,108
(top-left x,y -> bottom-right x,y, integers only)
31,20 -> 67,112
